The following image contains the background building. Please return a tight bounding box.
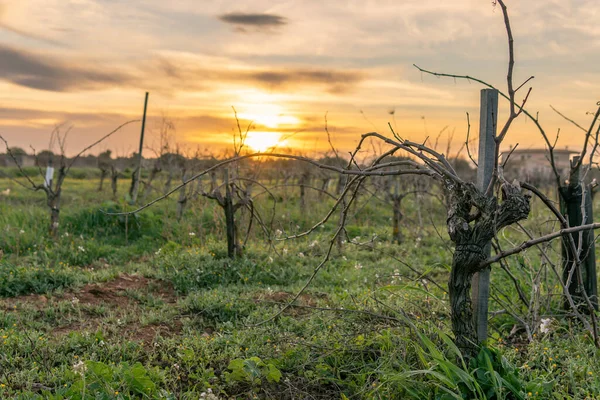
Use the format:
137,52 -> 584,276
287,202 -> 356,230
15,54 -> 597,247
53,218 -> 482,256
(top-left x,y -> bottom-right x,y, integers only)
501,148 -> 577,184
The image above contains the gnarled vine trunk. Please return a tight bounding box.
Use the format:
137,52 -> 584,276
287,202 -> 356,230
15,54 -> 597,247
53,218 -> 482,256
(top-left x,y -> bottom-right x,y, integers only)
449,244 -> 487,356
98,169 -> 107,191
48,193 -> 61,239
110,168 -> 119,199
446,181 -> 531,359
391,196 -> 403,244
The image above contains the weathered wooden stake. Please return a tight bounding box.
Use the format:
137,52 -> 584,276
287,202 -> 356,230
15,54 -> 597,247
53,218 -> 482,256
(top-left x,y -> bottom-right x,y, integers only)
224,169 -> 237,258
130,92 -> 149,204
560,156 -> 598,310
472,89 -> 498,344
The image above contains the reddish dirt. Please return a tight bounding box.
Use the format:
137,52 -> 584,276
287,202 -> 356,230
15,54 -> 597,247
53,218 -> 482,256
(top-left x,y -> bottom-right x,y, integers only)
1,274 -> 176,311
1,275 -> 183,342
1,294 -> 49,310
65,274 -> 177,307
125,320 -> 184,344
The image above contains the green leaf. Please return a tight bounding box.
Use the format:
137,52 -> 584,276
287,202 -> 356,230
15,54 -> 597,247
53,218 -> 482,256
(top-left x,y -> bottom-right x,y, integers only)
86,361 -> 113,381
226,359 -> 247,383
266,363 -> 282,383
124,362 -> 156,395
243,358 -> 263,382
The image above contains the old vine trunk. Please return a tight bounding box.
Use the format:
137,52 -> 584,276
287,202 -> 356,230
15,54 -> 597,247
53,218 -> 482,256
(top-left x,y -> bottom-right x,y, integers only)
446,181 -> 530,359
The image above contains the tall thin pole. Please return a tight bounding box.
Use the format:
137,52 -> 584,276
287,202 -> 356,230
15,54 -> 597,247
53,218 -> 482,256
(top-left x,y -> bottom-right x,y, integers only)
130,92 -> 148,203
472,88 -> 498,344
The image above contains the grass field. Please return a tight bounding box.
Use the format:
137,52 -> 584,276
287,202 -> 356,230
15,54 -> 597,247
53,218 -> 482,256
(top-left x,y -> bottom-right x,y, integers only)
1,172 -> 599,399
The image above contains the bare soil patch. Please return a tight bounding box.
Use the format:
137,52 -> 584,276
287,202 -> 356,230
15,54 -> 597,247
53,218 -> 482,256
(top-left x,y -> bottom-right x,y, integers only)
125,320 -> 184,344
1,274 -> 177,311
67,274 -> 177,307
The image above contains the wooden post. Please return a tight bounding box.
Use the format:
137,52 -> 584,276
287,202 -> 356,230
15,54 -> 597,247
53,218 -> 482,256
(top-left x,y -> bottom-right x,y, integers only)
130,92 -> 149,204
560,156 -> 598,310
472,89 -> 498,343
224,169 -> 237,258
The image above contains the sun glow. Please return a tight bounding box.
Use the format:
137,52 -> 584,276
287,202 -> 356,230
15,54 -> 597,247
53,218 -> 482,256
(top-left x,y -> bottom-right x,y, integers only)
234,97 -> 300,129
238,112 -> 300,129
244,131 -> 287,152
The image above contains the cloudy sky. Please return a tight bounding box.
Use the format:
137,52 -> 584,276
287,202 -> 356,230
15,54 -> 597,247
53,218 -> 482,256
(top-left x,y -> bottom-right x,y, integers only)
0,0 -> 598,156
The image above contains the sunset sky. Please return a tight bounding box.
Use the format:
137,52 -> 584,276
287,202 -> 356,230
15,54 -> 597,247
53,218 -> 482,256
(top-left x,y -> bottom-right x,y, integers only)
0,0 -> 598,157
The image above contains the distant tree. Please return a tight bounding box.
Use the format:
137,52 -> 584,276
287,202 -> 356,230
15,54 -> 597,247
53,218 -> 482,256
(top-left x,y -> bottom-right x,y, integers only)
97,150 -> 112,191
8,147 -> 27,156
36,150 -> 54,167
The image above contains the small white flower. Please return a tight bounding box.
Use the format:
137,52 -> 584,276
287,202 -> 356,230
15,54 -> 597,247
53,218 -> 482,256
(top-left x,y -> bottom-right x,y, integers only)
73,360 -> 86,376
275,229 -> 283,237
282,248 -> 288,255
342,256 -> 347,261
189,232 -> 196,236
19,229 -> 24,234
269,256 -> 274,263
71,297 -> 79,305
155,248 -> 162,255
298,252 -> 305,258
354,263 -> 363,270
309,240 -> 318,248
63,232 -> 69,237
540,318 -> 553,334
77,246 -> 85,252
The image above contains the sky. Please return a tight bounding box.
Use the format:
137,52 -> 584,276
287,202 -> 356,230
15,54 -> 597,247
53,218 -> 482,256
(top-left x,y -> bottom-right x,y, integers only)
0,0 -> 598,158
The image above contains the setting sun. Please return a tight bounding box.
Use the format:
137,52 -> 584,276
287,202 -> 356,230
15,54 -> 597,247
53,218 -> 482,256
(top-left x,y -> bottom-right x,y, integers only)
237,105 -> 300,129
244,131 -> 287,152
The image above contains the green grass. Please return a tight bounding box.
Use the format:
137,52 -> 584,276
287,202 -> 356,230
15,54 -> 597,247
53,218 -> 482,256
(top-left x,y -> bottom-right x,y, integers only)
0,175 -> 598,399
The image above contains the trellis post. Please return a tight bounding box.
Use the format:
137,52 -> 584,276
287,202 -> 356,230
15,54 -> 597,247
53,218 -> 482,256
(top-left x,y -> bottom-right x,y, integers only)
472,88 -> 498,343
